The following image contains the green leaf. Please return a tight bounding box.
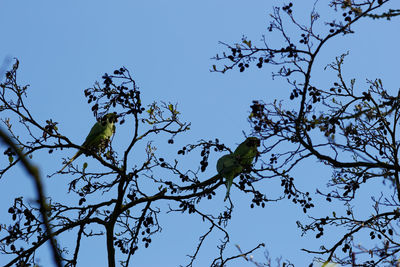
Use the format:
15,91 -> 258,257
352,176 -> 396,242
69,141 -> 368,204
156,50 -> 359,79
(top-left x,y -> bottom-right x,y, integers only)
83,162 -> 88,170
147,108 -> 154,116
8,155 -> 14,164
242,39 -> 252,48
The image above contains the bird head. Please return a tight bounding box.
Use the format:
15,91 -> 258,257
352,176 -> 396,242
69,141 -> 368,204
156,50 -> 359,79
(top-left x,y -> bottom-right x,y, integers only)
245,137 -> 260,147
101,113 -> 118,124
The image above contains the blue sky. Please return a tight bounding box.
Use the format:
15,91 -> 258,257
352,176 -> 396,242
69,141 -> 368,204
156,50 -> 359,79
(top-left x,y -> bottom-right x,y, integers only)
1,1 -> 399,266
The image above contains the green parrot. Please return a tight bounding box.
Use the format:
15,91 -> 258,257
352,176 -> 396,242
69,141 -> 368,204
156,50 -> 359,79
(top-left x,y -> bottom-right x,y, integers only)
217,137 -> 260,201
59,113 -> 117,172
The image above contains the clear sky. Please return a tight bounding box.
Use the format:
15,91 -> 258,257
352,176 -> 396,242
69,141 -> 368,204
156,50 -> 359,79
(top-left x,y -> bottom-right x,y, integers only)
0,1 -> 399,266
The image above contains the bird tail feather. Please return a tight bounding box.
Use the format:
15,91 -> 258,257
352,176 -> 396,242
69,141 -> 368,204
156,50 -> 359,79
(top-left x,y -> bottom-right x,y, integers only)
224,178 -> 233,201
58,151 -> 82,172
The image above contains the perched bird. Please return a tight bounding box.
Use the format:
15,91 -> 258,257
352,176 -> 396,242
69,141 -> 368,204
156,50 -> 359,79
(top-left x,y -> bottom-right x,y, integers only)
217,137 -> 260,201
59,113 -> 117,172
